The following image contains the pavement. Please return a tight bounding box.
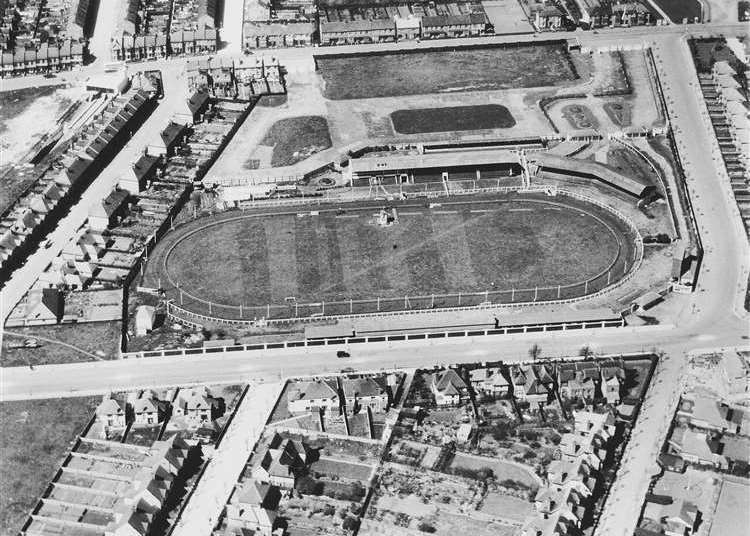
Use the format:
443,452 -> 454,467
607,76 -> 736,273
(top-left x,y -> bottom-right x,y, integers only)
593,31 -> 750,536
0,61 -> 189,322
0,20 -> 749,535
170,381 -> 283,536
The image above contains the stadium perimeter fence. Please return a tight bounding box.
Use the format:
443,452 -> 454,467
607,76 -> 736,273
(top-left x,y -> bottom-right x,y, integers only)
163,188 -> 643,327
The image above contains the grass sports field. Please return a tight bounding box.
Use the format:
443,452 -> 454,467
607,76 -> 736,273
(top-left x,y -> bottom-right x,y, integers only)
148,195 -> 634,318
391,105 -> 516,134
316,43 -> 578,100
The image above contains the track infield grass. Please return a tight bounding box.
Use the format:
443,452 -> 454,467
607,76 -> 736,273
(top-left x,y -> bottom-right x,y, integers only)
158,197 -> 627,309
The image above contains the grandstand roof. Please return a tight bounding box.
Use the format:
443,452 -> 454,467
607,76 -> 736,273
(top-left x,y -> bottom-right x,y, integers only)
529,153 -> 648,197
349,149 -> 519,175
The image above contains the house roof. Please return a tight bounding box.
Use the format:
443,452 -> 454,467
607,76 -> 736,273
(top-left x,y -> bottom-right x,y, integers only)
289,380 -> 338,402
342,377 -> 385,399
131,154 -> 160,180
721,435 -> 750,463
26,288 -> 62,321
321,19 -> 394,33
133,397 -> 158,414
97,398 -> 126,416
421,14 -> 487,27
90,189 -> 129,220
432,369 -> 467,396
159,122 -> 187,147
679,395 -> 732,429
184,90 -> 210,115
525,379 -> 548,397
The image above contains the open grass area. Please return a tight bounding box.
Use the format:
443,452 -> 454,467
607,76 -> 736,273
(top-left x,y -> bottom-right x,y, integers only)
449,452 -> 539,490
654,0 -> 702,22
260,116 -> 332,167
391,104 -> 515,134
160,197 -> 624,310
310,457 -> 373,482
0,85 -> 63,132
316,43 -> 578,100
0,396 -> 99,535
1,321 -> 122,367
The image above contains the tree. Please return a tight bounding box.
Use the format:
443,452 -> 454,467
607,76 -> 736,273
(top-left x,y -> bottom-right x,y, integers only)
579,345 -> 595,359
418,522 -> 437,533
529,344 -> 542,361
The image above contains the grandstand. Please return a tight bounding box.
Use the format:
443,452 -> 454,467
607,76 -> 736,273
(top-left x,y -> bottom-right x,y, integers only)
347,148 -> 522,185
529,152 -> 653,198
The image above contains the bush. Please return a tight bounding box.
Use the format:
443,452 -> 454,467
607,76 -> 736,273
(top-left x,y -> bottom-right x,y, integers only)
342,515 -> 359,531
296,475 -> 324,496
418,521 -> 437,533
451,466 -> 495,481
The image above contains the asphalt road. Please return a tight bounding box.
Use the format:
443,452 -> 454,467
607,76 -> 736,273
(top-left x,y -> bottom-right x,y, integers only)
0,18 -> 748,536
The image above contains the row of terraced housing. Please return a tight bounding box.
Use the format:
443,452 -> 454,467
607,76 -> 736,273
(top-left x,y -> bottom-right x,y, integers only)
6,60 -> 286,332
241,0 -> 661,50
693,38 -> 750,235
110,0 -> 221,62
0,0 -> 91,77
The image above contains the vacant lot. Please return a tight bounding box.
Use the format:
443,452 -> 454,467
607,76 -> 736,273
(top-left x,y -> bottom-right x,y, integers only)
391,104 -> 515,134
0,396 -> 99,534
0,85 -> 63,129
259,116 -> 332,167
316,43 -> 578,100
1,321 -> 122,367
159,197 -> 624,312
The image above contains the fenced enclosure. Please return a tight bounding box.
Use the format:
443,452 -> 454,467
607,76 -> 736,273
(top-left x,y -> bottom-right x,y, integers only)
153,188 -> 643,326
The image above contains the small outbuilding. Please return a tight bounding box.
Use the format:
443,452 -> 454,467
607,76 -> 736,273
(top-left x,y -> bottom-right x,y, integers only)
135,305 -> 156,336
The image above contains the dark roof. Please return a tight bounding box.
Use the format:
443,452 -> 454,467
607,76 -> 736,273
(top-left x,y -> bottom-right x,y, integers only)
433,369 -> 467,396
321,19 -> 394,33
132,154 -> 160,180
99,189 -> 129,218
185,91 -> 210,115
421,14 -> 487,27
159,122 -> 187,147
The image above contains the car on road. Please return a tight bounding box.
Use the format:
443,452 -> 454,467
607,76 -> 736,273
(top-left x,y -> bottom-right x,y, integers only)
336,350 -> 350,358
